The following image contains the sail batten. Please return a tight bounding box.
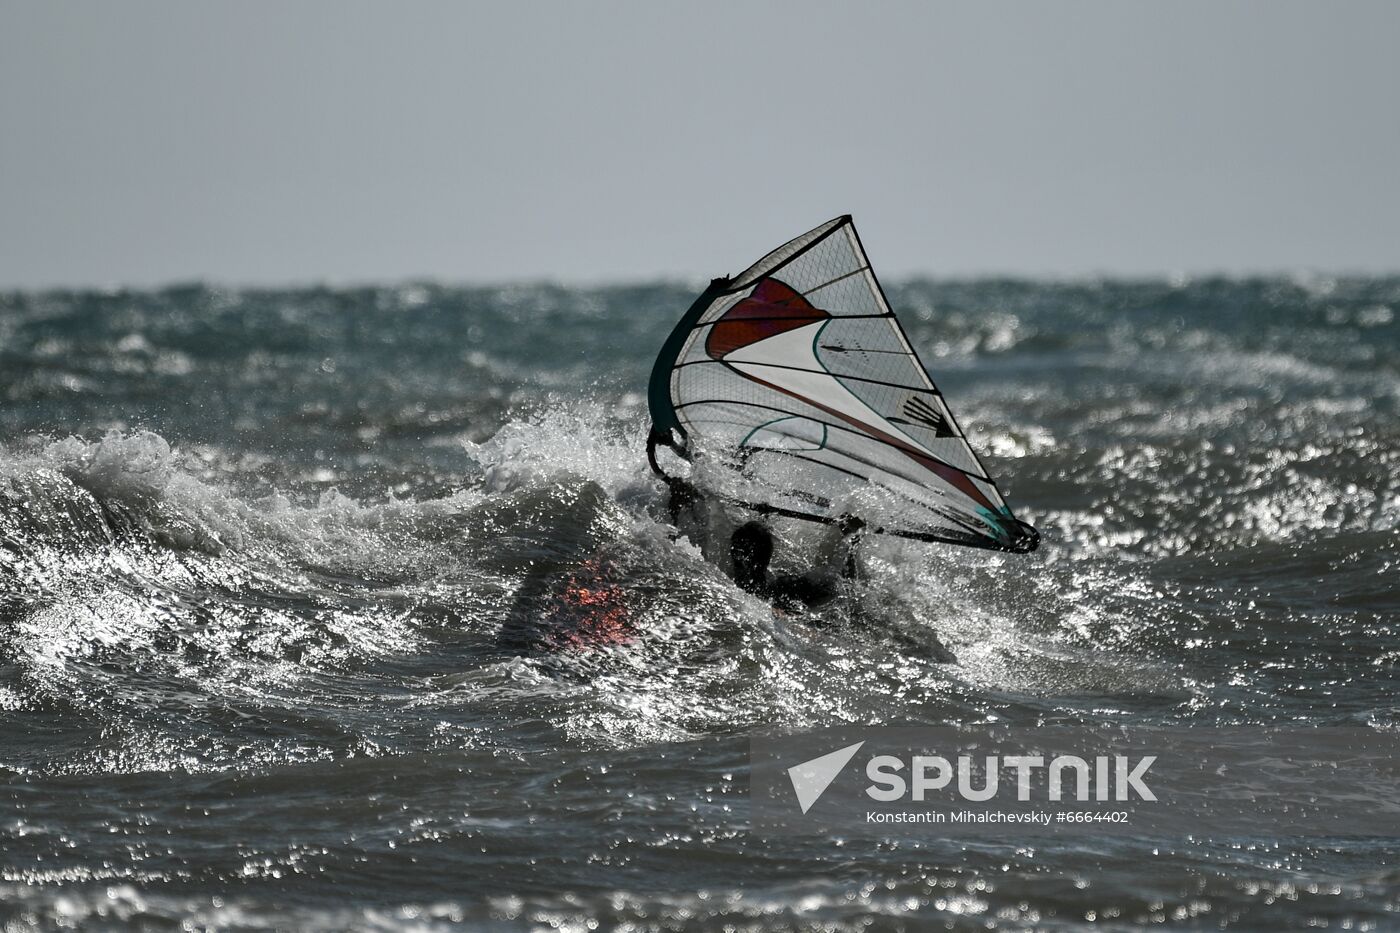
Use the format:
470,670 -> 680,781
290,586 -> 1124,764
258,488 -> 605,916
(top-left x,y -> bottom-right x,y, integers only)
648,216 -> 1038,553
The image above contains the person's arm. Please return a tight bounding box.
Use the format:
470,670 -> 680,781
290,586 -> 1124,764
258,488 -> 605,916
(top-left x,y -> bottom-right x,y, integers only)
809,514 -> 866,581
648,428 -> 705,528
837,514 -> 866,580
664,475 -> 702,526
771,515 -> 866,610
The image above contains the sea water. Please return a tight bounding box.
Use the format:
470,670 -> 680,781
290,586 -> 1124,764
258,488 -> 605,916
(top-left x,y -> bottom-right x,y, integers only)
1,277 -> 1397,928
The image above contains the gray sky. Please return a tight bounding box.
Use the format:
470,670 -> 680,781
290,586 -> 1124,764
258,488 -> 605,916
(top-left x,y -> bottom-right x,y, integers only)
2,1 -> 1397,289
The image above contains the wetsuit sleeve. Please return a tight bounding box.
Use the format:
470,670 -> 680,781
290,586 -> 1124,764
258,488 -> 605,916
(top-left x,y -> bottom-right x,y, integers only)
811,523 -> 865,582
665,476 -> 704,527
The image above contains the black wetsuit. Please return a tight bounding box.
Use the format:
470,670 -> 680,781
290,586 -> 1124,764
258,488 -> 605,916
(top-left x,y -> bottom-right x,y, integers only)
740,571 -> 841,613
661,475 -> 856,611
661,479 -> 956,660
662,475 -> 703,528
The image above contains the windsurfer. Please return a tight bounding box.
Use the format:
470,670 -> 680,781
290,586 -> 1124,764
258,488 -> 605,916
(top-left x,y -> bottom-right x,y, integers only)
729,516 -> 864,612
654,456 -> 958,660
655,459 -> 863,611
655,457 -> 956,661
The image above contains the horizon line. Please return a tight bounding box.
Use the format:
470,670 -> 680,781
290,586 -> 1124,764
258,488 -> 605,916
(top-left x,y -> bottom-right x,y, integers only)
4,266 -> 1399,295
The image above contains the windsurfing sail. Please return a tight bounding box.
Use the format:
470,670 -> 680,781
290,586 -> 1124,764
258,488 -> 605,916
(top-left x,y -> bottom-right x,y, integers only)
648,215 -> 1038,553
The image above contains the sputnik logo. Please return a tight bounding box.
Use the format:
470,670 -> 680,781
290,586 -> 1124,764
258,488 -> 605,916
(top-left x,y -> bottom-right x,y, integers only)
786,741 -> 865,814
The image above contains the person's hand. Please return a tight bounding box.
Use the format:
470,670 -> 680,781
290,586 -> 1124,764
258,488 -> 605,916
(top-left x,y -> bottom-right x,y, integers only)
837,513 -> 865,536
666,475 -> 701,511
